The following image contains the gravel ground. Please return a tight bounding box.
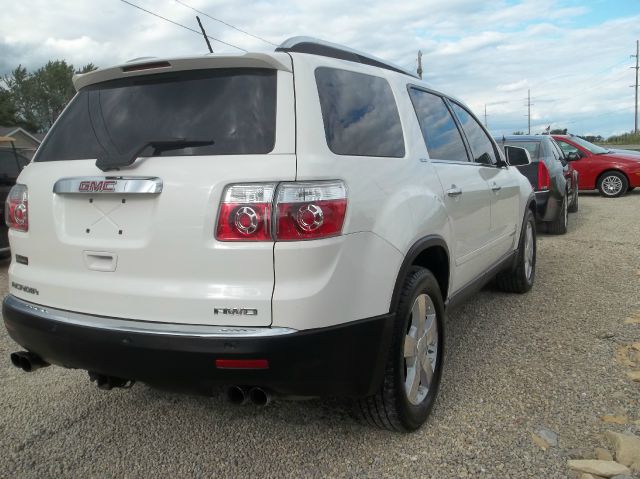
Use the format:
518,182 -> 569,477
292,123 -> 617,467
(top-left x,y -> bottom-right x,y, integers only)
1,191 -> 639,478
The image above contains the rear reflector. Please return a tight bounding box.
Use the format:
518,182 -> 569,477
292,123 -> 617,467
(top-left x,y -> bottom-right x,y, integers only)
215,359 -> 269,369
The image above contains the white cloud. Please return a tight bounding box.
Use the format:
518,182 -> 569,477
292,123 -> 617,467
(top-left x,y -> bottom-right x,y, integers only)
0,0 -> 638,136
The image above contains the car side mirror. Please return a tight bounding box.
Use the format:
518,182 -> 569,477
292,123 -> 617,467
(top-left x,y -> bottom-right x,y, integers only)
504,146 -> 531,166
566,151 -> 580,161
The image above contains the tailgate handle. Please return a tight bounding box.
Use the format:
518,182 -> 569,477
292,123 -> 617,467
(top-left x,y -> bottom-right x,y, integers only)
84,251 -> 118,272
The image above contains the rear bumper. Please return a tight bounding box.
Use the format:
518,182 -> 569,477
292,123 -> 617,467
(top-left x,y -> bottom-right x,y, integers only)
2,295 -> 394,397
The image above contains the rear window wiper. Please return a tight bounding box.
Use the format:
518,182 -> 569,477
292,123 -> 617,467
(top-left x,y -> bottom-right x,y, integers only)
96,139 -> 214,171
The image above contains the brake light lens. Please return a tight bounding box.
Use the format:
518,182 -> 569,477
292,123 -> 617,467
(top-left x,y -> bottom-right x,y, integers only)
216,184 -> 276,241
215,181 -> 347,241
5,184 -> 28,232
538,161 -> 550,191
275,181 -> 347,241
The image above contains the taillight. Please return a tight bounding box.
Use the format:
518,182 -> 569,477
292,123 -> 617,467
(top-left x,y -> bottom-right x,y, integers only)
275,181 -> 347,241
5,184 -> 28,232
537,161 -> 550,191
216,184 -> 276,241
215,181 -> 347,241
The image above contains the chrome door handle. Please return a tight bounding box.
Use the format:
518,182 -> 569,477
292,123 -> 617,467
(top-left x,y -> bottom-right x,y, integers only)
491,183 -> 502,192
446,186 -> 463,197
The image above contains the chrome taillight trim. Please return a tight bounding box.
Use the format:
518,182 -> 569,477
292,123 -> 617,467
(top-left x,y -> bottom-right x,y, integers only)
53,177 -> 163,194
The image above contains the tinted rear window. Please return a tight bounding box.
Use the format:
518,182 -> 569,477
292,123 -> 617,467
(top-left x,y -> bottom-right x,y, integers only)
315,67 -> 405,157
35,68 -> 277,162
503,141 -> 540,160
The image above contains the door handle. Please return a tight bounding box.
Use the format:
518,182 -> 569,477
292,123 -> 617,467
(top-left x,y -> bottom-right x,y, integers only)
446,186 -> 463,197
491,182 -> 502,192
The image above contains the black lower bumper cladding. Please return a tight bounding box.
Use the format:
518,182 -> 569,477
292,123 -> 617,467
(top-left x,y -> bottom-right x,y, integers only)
3,295 -> 394,397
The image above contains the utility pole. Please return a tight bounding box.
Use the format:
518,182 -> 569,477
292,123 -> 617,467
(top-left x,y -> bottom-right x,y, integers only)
527,89 -> 531,134
484,104 -> 488,128
632,40 -> 639,134
417,50 -> 423,80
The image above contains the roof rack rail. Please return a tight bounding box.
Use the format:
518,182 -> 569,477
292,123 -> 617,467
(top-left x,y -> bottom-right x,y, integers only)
276,36 -> 419,79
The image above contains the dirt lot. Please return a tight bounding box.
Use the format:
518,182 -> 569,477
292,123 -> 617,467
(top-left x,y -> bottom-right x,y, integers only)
1,191 -> 639,478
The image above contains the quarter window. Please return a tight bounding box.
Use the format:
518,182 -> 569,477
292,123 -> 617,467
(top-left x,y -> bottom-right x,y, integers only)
315,67 -> 405,157
450,103 -> 497,166
408,88 -> 469,162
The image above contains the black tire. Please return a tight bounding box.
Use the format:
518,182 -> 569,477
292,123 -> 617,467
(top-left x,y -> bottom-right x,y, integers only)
354,267 -> 444,432
547,194 -> 568,235
495,208 -> 536,294
597,170 -> 628,197
568,187 -> 579,213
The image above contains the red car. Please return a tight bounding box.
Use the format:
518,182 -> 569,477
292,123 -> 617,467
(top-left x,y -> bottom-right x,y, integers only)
553,134 -> 640,197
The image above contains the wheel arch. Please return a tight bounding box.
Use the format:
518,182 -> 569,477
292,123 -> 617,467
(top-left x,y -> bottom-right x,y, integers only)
390,235 -> 450,314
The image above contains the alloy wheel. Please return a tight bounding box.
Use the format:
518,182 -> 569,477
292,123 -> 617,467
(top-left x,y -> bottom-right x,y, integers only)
403,294 -> 438,405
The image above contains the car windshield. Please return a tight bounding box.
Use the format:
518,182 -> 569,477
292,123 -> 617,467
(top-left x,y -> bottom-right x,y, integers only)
567,136 -> 609,154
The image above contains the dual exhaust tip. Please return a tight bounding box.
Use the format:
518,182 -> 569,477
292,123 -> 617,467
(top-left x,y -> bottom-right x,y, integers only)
226,386 -> 271,406
10,351 -> 49,372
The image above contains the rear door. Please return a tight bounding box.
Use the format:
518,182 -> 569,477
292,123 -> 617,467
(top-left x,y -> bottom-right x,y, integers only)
407,87 -> 492,291
9,60 -> 296,326
449,103 -> 519,257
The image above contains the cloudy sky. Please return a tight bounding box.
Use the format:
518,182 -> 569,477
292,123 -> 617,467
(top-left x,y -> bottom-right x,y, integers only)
2,0 -> 639,137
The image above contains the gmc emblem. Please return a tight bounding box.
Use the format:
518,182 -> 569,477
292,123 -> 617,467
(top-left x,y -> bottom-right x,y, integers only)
79,180 -> 117,192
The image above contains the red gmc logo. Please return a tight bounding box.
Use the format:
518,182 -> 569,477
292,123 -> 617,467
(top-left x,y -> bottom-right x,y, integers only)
78,180 -> 117,192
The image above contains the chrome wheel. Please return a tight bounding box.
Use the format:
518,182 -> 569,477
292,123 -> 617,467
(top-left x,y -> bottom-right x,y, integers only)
563,196 -> 568,226
404,294 -> 438,405
602,175 -> 623,196
524,221 -> 534,280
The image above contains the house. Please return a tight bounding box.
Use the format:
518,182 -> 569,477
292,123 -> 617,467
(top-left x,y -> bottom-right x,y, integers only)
0,126 -> 42,159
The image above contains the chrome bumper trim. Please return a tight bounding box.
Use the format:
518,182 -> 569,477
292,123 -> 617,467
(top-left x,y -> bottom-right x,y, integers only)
5,295 -> 296,338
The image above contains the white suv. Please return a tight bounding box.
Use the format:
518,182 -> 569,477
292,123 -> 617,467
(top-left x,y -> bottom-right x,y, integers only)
3,37 -> 536,432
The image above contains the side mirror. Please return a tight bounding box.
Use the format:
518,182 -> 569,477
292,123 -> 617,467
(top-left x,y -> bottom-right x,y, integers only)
504,146 -> 531,166
566,151 -> 580,161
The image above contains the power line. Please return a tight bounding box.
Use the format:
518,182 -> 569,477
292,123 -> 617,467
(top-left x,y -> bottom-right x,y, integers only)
174,0 -> 278,47
119,0 -> 247,52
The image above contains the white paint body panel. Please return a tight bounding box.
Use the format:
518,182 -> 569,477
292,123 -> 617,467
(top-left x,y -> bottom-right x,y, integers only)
8,50 -> 533,332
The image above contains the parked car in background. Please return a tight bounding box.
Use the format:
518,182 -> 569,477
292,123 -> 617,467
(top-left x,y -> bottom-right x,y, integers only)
553,134 -> 640,197
0,136 -> 30,257
607,147 -> 640,157
3,37 -> 537,432
496,135 -> 578,234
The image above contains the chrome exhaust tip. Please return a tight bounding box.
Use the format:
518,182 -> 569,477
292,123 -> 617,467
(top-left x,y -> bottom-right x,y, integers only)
10,351 -> 49,372
248,387 -> 271,407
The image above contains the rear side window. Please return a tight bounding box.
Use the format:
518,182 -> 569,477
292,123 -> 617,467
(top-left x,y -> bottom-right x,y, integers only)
450,103 -> 497,166
503,141 -> 540,160
408,88 -> 469,162
315,67 -> 405,157
35,68 -> 277,162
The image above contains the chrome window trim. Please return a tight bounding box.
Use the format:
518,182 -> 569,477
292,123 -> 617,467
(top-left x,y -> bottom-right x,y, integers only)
6,295 -> 296,338
53,176 -> 163,194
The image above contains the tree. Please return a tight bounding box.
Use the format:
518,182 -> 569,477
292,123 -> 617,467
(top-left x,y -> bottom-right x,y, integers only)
4,60 -> 97,132
512,131 -> 525,135
0,88 -> 18,126
550,128 -> 568,135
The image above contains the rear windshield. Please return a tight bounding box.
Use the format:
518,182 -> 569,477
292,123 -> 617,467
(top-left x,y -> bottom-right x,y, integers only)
35,68 -> 277,162
502,141 -> 540,160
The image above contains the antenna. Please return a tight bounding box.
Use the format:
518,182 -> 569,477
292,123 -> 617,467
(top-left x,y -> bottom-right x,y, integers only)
196,16 -> 213,53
